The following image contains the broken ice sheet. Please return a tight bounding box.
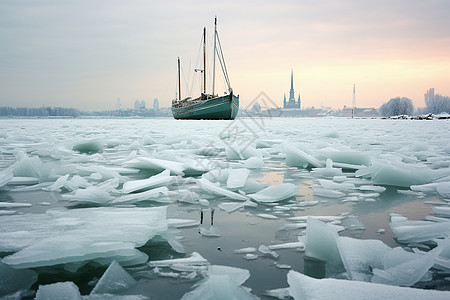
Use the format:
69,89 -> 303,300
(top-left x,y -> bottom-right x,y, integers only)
226,168 -> 251,189
1,207 -> 168,269
198,178 -> 248,201
121,169 -> 174,193
287,271 -> 450,300
90,261 -> 136,295
0,258 -> 38,296
249,183 -> 296,202
181,265 -> 256,300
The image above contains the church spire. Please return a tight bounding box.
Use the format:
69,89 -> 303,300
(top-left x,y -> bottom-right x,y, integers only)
289,69 -> 295,102
290,69 -> 294,91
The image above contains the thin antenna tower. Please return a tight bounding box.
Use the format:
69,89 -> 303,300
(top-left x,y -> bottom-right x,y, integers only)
352,84 -> 356,108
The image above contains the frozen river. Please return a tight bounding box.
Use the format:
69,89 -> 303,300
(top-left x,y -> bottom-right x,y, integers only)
0,117 -> 450,299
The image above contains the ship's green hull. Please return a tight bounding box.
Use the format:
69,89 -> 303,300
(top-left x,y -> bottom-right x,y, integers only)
172,93 -> 239,120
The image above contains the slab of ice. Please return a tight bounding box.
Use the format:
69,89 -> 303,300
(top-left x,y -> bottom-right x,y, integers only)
72,138 -> 103,154
325,151 -> 372,167
180,274 -> 259,300
0,258 -> 38,296
91,261 -> 136,295
62,185 -> 114,204
122,169 -> 174,193
226,144 -> 263,160
113,187 -> 169,204
284,143 -> 323,168
148,252 -> 208,268
313,186 -> 346,198
218,202 -> 245,213
256,214 -> 278,219
1,207 -> 167,269
358,185 -> 386,193
233,247 -> 257,254
389,217 -> 450,243
249,183 -> 296,202
243,156 -> 265,169
0,210 -> 16,215
208,265 -> 250,285
8,177 -> 40,186
287,270 -> 450,300
227,168 -> 251,189
0,202 -> 31,208
123,157 -> 185,175
0,168 -> 13,188
200,226 -> 221,237
35,282 -> 81,300
355,161 -> 440,187
371,246 -> 441,286
198,178 -> 249,201
436,182 -> 450,198
12,153 -> 42,178
258,245 -> 279,258
202,168 -> 230,184
433,206 -> 450,217
305,217 -> 342,265
268,241 -> 305,251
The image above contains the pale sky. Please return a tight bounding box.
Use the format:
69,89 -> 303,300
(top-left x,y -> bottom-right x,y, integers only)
1,0 -> 449,111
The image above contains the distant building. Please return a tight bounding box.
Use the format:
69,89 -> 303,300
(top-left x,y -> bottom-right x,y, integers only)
134,99 -> 145,110
153,98 -> 159,111
283,70 -> 301,109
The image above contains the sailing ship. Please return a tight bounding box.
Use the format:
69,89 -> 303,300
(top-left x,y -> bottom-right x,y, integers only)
171,17 -> 239,120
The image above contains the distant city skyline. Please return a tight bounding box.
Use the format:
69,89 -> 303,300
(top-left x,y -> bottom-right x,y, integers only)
1,0 -> 450,111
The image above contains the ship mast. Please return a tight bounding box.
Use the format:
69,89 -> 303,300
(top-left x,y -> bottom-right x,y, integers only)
212,17 -> 217,96
177,57 -> 181,101
203,27 -> 206,94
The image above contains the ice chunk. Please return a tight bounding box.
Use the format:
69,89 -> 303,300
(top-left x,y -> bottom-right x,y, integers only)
233,247 -> 257,254
372,246 -> 441,286
202,168 -> 230,184
313,186 -> 346,198
305,217 -> 342,265
268,241 -> 305,251
389,217 -> 450,243
8,177 -> 40,186
200,226 -> 221,237
249,183 -> 296,202
243,156 -> 265,169
208,265 -> 250,285
358,185 -> 386,193
35,282 -> 81,300
62,185 -> 114,204
287,270 -> 450,300
91,261 -> 136,295
123,157 -> 185,175
433,206 -> 450,217
198,178 -> 248,201
0,258 -> 38,296
256,214 -> 278,219
0,202 -> 31,208
1,207 -> 167,269
326,151 -> 372,167
148,252 -> 208,268
72,138 -> 104,154
284,143 -> 323,168
436,182 -> 450,198
180,274 -> 259,300
355,161 -> 436,187
227,168 -> 251,189
0,168 -> 13,188
122,169 -> 174,193
226,144 -> 263,160
218,202 -> 245,213
258,245 -> 279,258
113,187 -> 169,204
12,153 -> 42,178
